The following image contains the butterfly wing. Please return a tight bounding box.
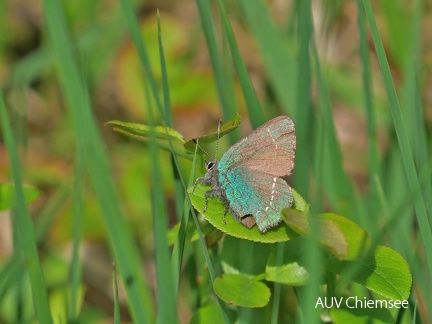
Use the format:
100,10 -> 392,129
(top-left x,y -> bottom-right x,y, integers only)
220,166 -> 293,232
219,116 -> 296,177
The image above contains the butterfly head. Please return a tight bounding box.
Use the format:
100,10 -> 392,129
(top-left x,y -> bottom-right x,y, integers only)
201,159 -> 221,188
205,159 -> 218,172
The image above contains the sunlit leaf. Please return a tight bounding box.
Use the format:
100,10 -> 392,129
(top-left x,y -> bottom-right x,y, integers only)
188,183 -> 306,243
190,304 -> 225,324
265,238 -> 309,286
327,245 -> 412,300
330,305 -> 393,324
213,273 -> 270,307
282,211 -> 369,260
106,120 -> 185,142
183,113 -> 241,151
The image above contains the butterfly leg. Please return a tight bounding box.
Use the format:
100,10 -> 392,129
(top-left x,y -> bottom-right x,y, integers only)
203,189 -> 217,212
203,195 -> 209,213
192,177 -> 205,193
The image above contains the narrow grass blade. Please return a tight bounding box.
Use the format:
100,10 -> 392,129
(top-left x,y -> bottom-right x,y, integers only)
119,0 -> 163,117
68,157 -> 84,322
171,147 -> 199,294
217,0 -> 264,129
294,0 -> 313,198
312,45 -> 355,217
270,243 -> 284,324
356,0 -> 382,194
0,183 -> 70,305
400,0 -> 431,211
0,255 -> 22,302
43,1 -> 154,322
157,11 -> 185,226
0,89 -> 53,323
362,0 -> 432,276
195,0 -> 236,120
146,14 -> 177,324
356,0 -> 384,237
239,0 -> 297,117
113,265 -> 120,324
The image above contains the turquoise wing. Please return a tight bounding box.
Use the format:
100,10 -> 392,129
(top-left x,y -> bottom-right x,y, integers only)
220,166 -> 292,232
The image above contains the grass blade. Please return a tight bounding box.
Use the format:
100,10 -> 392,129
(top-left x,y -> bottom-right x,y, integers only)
239,0 -> 297,117
217,0 -> 264,128
43,1 -> 154,322
0,89 -> 53,323
294,0 -> 313,198
362,0 -> 432,277
195,0 -> 237,143
119,0 -> 163,117
68,157 -> 84,322
356,0 -> 382,192
148,14 -> 177,323
113,265 -> 121,324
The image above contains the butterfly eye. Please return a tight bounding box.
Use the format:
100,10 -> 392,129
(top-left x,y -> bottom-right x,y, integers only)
207,161 -> 215,170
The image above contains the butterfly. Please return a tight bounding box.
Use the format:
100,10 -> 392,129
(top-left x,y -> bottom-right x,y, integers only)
194,116 -> 296,233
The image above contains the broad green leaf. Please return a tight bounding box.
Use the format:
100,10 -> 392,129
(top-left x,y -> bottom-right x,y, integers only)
188,184 -> 305,243
0,183 -> 41,211
327,245 -> 412,300
265,238 -> 309,286
266,261 -> 308,287
319,213 -> 370,260
190,304 -> 225,324
213,273 -> 270,307
183,113 -> 241,151
330,305 -> 393,324
283,211 -> 369,260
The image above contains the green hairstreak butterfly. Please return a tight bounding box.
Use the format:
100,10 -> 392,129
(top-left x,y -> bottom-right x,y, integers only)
194,116 -> 296,233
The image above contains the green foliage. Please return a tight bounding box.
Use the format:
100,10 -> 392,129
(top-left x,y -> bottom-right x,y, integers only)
328,246 -> 411,300
188,178 -> 411,307
0,0 -> 429,323
0,184 -> 40,211
189,183 -> 295,243
213,274 -> 271,307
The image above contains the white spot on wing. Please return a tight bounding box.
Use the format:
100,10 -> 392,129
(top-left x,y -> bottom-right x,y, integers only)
255,172 -> 280,216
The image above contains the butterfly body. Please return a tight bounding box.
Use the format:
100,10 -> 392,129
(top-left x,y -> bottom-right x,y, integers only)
196,116 -> 296,233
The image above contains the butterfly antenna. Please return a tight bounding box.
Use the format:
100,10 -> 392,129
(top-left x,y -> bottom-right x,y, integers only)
192,138 -> 211,158
214,119 -> 222,160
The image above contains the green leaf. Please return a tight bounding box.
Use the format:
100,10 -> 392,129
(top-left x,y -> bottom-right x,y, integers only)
265,238 -> 309,286
183,113 -> 241,151
319,213 -> 370,260
283,211 -> 370,260
291,188 -> 308,212
188,183 -> 302,243
213,273 -> 270,307
330,305 -> 393,324
190,304 -> 225,324
106,120 -> 185,143
108,123 -> 192,159
0,183 -> 41,211
327,245 -> 412,300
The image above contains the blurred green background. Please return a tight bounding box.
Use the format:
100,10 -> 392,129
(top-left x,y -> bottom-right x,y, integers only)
0,0 -> 431,323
